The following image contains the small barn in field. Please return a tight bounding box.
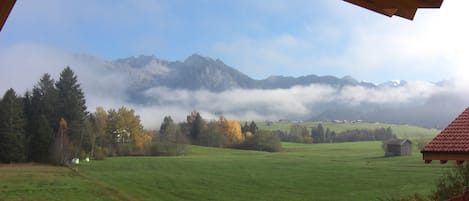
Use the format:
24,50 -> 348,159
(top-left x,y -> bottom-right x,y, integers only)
384,139 -> 412,157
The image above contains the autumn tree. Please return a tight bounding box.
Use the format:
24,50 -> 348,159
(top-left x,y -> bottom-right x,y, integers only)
50,118 -> 70,165
106,107 -> 148,154
0,89 -> 26,162
105,108 -> 119,154
91,107 -> 108,157
219,116 -> 243,146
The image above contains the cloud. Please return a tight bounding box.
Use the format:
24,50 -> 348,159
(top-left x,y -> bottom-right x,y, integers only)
141,81 -> 455,128
1,43 -> 467,130
208,1 -> 469,84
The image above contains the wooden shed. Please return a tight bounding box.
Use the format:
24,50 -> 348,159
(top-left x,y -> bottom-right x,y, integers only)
384,139 -> 412,157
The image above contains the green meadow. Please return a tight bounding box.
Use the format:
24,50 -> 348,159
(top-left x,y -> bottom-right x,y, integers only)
256,121 -> 440,139
0,141 -> 449,201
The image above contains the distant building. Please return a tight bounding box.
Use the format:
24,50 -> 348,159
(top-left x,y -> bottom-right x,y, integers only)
384,139 -> 412,157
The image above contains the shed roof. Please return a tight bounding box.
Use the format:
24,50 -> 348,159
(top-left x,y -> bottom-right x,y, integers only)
421,107 -> 469,164
343,0 -> 443,20
385,139 -> 412,145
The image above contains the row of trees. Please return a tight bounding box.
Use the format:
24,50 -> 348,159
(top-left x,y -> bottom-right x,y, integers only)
0,67 -> 150,164
158,112 -> 281,152
273,123 -> 395,144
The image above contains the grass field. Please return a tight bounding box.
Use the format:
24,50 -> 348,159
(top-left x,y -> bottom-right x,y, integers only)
0,142 -> 450,201
256,121 -> 440,139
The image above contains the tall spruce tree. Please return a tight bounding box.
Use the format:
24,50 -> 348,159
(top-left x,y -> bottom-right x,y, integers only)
30,115 -> 54,163
249,121 -> 258,135
27,74 -> 58,162
55,67 -> 87,156
0,89 -> 26,163
189,112 -> 203,143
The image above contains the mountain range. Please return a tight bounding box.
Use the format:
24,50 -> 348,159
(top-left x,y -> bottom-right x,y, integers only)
80,53 -> 468,129
112,53 -> 376,91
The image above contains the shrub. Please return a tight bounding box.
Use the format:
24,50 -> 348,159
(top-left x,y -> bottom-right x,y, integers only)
117,143 -> 133,156
144,142 -> 190,156
235,130 -> 282,152
430,163 -> 469,200
93,146 -> 107,160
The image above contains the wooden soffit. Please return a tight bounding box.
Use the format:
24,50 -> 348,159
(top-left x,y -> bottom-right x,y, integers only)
422,152 -> 469,165
0,0 -> 16,32
344,0 -> 443,20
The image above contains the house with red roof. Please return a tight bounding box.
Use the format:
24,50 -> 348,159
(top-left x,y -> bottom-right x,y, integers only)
421,108 -> 469,201
420,108 -> 469,164
421,107 -> 469,165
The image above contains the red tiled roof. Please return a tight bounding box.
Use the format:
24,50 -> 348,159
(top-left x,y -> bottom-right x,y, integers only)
422,107 -> 469,153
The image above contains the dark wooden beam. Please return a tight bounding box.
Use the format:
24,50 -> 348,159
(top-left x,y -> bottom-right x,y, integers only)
457,160 -> 465,165
440,160 -> 448,164
423,152 -> 469,161
343,0 -> 443,20
0,0 -> 16,32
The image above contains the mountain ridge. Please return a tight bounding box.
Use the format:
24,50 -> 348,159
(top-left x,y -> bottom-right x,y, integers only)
113,53 -> 383,92
79,53 -> 468,129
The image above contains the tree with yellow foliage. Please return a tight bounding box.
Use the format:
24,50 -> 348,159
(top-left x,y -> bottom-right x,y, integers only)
218,116 -> 243,146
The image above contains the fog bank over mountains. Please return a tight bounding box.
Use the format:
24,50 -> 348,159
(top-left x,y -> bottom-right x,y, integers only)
1,45 -> 467,129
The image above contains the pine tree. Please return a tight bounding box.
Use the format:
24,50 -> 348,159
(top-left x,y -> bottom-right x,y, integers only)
160,116 -> 174,142
0,89 -> 26,163
35,73 -> 59,131
249,121 -> 258,135
317,124 -> 325,143
27,74 -> 59,162
30,114 -> 53,163
311,124 -> 325,143
189,112 -> 204,143
242,122 -> 249,133
55,67 -> 87,156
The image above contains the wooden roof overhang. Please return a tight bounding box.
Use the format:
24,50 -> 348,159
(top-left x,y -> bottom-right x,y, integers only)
343,0 -> 443,20
0,0 -> 16,32
422,152 -> 469,165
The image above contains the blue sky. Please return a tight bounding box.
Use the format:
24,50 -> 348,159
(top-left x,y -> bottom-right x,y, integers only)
1,0 -> 468,83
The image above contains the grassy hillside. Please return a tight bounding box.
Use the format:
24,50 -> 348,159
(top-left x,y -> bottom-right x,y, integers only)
256,121 -> 440,139
1,142 -> 448,201
0,164 -> 129,201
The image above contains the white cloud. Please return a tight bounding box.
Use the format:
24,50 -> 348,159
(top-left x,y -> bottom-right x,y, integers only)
141,81 -> 454,128
208,1 -> 469,84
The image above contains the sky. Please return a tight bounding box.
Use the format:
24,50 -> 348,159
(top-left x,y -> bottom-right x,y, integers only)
1,0 -> 469,83
1,1 -> 469,128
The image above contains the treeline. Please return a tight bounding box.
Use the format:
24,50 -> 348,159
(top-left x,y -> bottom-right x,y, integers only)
0,67 -> 281,165
0,67 -> 151,164
273,123 -> 395,144
157,113 -> 281,153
